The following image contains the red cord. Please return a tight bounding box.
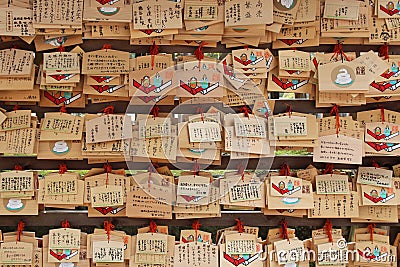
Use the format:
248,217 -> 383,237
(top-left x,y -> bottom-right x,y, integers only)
61,219 -> 70,228
59,163 -> 67,174
368,224 -> 376,242
378,43 -> 389,60
330,105 -> 340,137
280,219 -> 290,242
371,160 -> 380,168
285,104 -> 292,117
104,221 -> 114,242
16,221 -> 24,242
194,42 -> 205,70
331,41 -> 349,62
149,220 -> 157,233
60,105 -> 67,113
239,106 -> 251,118
192,220 -> 201,241
324,219 -> 333,243
14,164 -> 23,171
279,163 -> 291,176
235,218 -> 244,233
104,163 -> 112,186
150,106 -> 159,118
100,106 -> 115,115
102,44 -> 112,50
150,41 -> 159,70
323,163 -> 334,174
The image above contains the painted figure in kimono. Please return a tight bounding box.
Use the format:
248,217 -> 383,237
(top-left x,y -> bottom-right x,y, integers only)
384,126 -> 391,137
249,52 -> 256,62
373,246 -> 381,257
385,1 -> 400,12
141,76 -> 151,88
287,180 -> 294,191
279,181 -> 286,190
153,73 -> 162,87
240,53 -> 248,63
375,127 -> 382,136
361,247 -> 373,259
380,188 -> 388,199
186,234 -> 195,242
391,62 -> 399,73
383,127 -> 395,147
370,190 -> 379,199
387,1 -> 395,11
189,77 -> 198,89
200,75 -> 209,89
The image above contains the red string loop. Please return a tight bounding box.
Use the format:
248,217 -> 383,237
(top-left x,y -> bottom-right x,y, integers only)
280,219 -> 290,242
285,104 -> 292,117
368,224 -> 376,242
104,221 -> 114,242
237,162 -> 245,181
60,105 -> 67,113
324,219 -> 333,243
192,220 -> 201,241
378,43 -> 389,60
150,41 -> 159,70
379,105 -> 385,122
331,41 -> 349,62
239,106 -> 251,118
61,220 -> 70,228
14,164 -> 23,171
16,221 -> 24,242
371,160 -> 380,169
104,163 -> 112,186
194,42 -> 205,70
235,218 -> 244,233
150,106 -> 159,118
100,105 -> 115,115
264,109 -> 270,118
149,220 -> 157,233
323,163 -> 334,174
330,105 -> 340,137
57,46 -> 65,52
102,44 -> 112,50
59,163 -> 67,174
279,163 -> 291,177
104,163 -> 112,173
13,105 -> 19,112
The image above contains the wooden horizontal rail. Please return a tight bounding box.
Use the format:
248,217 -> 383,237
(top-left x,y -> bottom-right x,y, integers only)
2,39 -> 400,54
0,210 -> 387,227
1,99 -> 400,119
1,155 -> 398,170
